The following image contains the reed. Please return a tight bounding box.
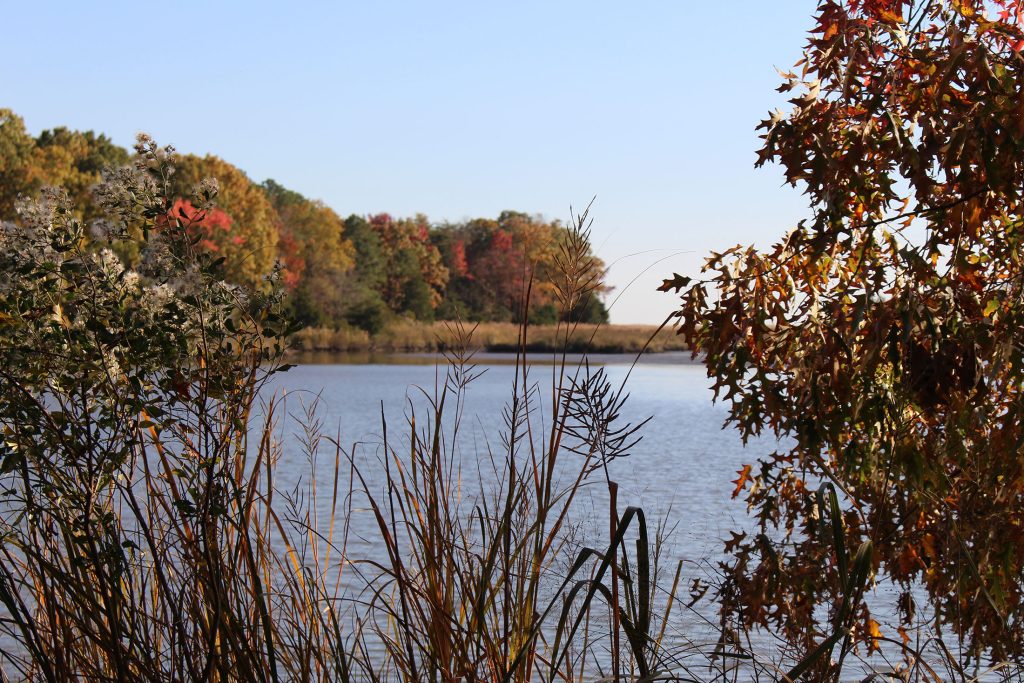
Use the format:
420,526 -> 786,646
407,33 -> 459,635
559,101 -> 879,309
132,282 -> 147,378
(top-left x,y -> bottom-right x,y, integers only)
332,204 -> 702,681
292,321 -> 688,355
0,183 -> 703,682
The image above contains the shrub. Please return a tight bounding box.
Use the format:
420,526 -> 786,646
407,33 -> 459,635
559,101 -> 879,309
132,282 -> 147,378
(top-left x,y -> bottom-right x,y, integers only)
0,137 -> 306,680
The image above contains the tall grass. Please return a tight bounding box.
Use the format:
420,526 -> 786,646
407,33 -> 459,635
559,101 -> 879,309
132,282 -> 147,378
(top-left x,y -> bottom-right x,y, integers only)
322,204 -> 703,681
0,199 -> 690,682
0,314 -> 344,681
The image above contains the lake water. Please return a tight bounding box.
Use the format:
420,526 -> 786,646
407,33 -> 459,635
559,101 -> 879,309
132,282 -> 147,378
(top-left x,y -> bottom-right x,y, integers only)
0,352 -> 1010,680
265,353 -> 769,573
264,354 -> 1019,682
263,352 -> 793,675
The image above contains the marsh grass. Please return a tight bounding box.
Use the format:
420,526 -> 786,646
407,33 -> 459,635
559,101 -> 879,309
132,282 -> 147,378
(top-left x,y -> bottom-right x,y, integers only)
322,205 -> 710,681
0,195 -> 706,682
292,321 -> 687,355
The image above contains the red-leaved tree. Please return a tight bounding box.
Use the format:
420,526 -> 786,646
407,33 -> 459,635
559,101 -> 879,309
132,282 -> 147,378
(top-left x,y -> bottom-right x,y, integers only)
666,0 -> 1024,673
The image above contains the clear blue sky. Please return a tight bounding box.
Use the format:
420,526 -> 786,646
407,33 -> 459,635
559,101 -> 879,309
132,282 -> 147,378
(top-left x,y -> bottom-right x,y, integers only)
3,1 -> 815,324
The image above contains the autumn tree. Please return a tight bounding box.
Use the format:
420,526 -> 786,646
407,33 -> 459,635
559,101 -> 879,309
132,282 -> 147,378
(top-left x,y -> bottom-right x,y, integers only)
468,221 -> 529,320
498,210 -> 610,324
434,212 -> 610,324
261,179 -> 356,326
171,154 -> 279,289
0,110 -> 40,219
0,109 -> 611,332
32,127 -> 129,220
368,213 -> 449,320
167,198 -> 235,255
429,226 -> 472,319
0,113 -> 130,222
338,214 -> 390,332
548,215 -> 610,324
431,218 -> 499,321
667,0 -> 1024,670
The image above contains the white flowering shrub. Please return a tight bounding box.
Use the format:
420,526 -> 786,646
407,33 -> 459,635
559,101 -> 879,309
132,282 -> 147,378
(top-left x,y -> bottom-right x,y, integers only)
0,134 -> 290,490
0,137 -> 297,680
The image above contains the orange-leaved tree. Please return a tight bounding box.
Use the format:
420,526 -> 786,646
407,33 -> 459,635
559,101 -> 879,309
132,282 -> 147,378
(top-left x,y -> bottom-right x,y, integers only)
170,154 -> 280,289
665,0 -> 1024,671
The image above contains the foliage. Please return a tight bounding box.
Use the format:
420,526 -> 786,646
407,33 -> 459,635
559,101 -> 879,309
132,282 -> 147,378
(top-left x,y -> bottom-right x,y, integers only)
0,138 -> 719,681
335,210 -> 698,683
33,126 -> 130,220
434,210 -> 611,324
0,114 -> 612,331
0,110 -> 128,221
0,136 -> 309,680
667,0 -> 1024,672
169,154 -> 280,289
338,214 -> 390,330
169,197 -> 235,255
0,109 -> 36,219
368,212 -> 449,318
261,179 -> 356,327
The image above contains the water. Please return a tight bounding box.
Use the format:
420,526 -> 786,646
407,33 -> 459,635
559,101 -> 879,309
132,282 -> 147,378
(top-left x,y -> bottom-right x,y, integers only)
262,353 -> 790,675
265,354 -> 762,554
1,352 -> 1012,680
263,354 -> 1022,682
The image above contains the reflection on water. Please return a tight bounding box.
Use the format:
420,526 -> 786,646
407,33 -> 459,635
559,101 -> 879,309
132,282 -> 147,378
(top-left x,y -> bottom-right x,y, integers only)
287,349 -> 699,367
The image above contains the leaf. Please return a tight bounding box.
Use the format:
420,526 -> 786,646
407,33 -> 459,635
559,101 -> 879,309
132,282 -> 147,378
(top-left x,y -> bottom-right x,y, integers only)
658,273 -> 691,293
984,298 -> 1000,318
724,530 -> 747,553
879,9 -> 903,23
867,619 -> 883,654
898,626 -> 911,648
0,448 -> 24,476
731,464 -> 753,498
672,0 -> 1024,661
951,0 -> 974,17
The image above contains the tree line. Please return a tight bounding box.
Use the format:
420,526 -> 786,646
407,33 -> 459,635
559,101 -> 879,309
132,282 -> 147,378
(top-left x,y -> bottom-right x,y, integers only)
0,109 -> 609,333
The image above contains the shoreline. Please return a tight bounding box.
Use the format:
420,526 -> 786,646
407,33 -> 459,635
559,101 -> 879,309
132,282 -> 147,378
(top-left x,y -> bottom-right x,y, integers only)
287,349 -> 700,366
291,321 -> 688,357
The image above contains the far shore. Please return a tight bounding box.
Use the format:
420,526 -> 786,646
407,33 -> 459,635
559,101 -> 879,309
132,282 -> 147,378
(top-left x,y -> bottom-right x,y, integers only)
291,321 -> 688,356
288,349 -> 700,366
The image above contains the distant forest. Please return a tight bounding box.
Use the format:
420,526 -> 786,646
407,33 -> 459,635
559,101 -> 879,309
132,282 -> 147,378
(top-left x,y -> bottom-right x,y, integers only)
0,109 -> 609,332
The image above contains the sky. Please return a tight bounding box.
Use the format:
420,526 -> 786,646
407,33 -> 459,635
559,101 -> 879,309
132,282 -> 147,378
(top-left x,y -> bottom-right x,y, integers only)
2,1 -> 817,324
